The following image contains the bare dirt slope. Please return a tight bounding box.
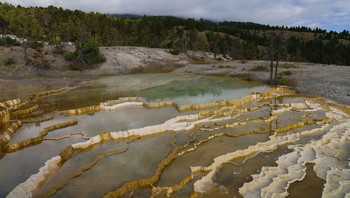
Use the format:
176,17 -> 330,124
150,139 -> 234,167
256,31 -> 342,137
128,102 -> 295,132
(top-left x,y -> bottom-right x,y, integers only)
0,46 -> 71,76
94,47 -> 226,74
0,46 -> 349,105
0,46 -> 192,76
95,46 -> 189,74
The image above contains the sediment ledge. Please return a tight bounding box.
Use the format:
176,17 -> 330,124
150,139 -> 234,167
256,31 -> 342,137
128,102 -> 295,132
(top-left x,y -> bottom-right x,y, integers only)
0,121 -> 22,146
3,85 -> 350,198
29,87 -> 75,99
6,156 -> 62,198
0,98 -> 24,109
12,105 -> 40,117
20,115 -> 55,124
5,120 -> 78,152
190,105 -> 349,196
239,121 -> 350,198
6,87 -> 296,197
62,87 -> 294,117
0,110 -> 10,123
0,85 -> 80,154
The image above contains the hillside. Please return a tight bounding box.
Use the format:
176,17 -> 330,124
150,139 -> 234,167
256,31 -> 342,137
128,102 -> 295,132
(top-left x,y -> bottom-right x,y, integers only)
0,2 -> 350,66
0,45 -> 349,106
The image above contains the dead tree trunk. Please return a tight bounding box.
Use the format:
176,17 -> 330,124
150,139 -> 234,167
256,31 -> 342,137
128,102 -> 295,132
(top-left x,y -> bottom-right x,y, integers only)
274,58 -> 280,85
23,42 -> 28,61
274,32 -> 286,85
269,59 -> 274,84
267,31 -> 286,85
3,28 -> 6,46
40,49 -> 45,71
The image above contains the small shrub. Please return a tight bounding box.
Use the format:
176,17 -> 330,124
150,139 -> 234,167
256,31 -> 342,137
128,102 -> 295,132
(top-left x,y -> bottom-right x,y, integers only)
83,40 -> 106,64
25,58 -> 33,65
189,59 -> 213,64
218,65 -> 234,69
229,73 -> 253,81
277,71 -> 285,84
33,52 -> 41,58
83,47 -> 106,65
277,71 -> 294,85
283,70 -> 292,75
68,63 -> 81,71
1,56 -> 15,66
280,63 -> 299,68
64,39 -> 106,70
64,52 -> 77,61
53,44 -> 66,54
279,77 -> 297,87
250,65 -> 269,72
7,57 -> 15,65
85,50 -> 106,64
189,56 -> 201,61
169,49 -> 180,55
28,41 -> 44,50
0,37 -> 21,46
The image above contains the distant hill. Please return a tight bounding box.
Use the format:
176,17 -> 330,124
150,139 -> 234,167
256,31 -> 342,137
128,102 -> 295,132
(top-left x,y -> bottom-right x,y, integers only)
109,14 -> 143,19
109,14 -> 216,24
0,2 -> 349,65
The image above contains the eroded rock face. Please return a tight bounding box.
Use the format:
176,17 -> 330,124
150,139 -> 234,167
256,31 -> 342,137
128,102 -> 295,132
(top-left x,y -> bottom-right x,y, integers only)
1,84 -> 349,198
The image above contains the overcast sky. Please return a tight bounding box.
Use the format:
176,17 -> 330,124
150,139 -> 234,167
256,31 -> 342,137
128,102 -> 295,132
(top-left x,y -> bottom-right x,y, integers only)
2,0 -> 350,31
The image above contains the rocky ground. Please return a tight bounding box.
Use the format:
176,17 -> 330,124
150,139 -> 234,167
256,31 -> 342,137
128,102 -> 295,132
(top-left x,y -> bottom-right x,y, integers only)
173,60 -> 350,106
0,45 -> 349,106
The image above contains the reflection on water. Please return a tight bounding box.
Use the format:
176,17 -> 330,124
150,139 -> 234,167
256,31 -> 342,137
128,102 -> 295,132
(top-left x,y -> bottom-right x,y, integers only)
0,78 -> 88,101
0,74 -> 349,198
46,107 -> 188,139
287,163 -> 326,198
98,74 -> 268,105
0,135 -> 85,197
33,74 -> 268,110
41,133 -> 174,198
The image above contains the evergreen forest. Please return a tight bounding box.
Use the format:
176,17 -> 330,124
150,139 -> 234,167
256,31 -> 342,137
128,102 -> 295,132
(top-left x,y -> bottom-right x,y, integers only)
0,2 -> 349,65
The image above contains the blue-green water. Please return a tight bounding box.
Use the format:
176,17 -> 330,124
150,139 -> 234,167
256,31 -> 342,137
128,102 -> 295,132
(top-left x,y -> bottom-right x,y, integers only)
38,74 -> 268,109
0,74 -> 337,198
0,74 -> 267,197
